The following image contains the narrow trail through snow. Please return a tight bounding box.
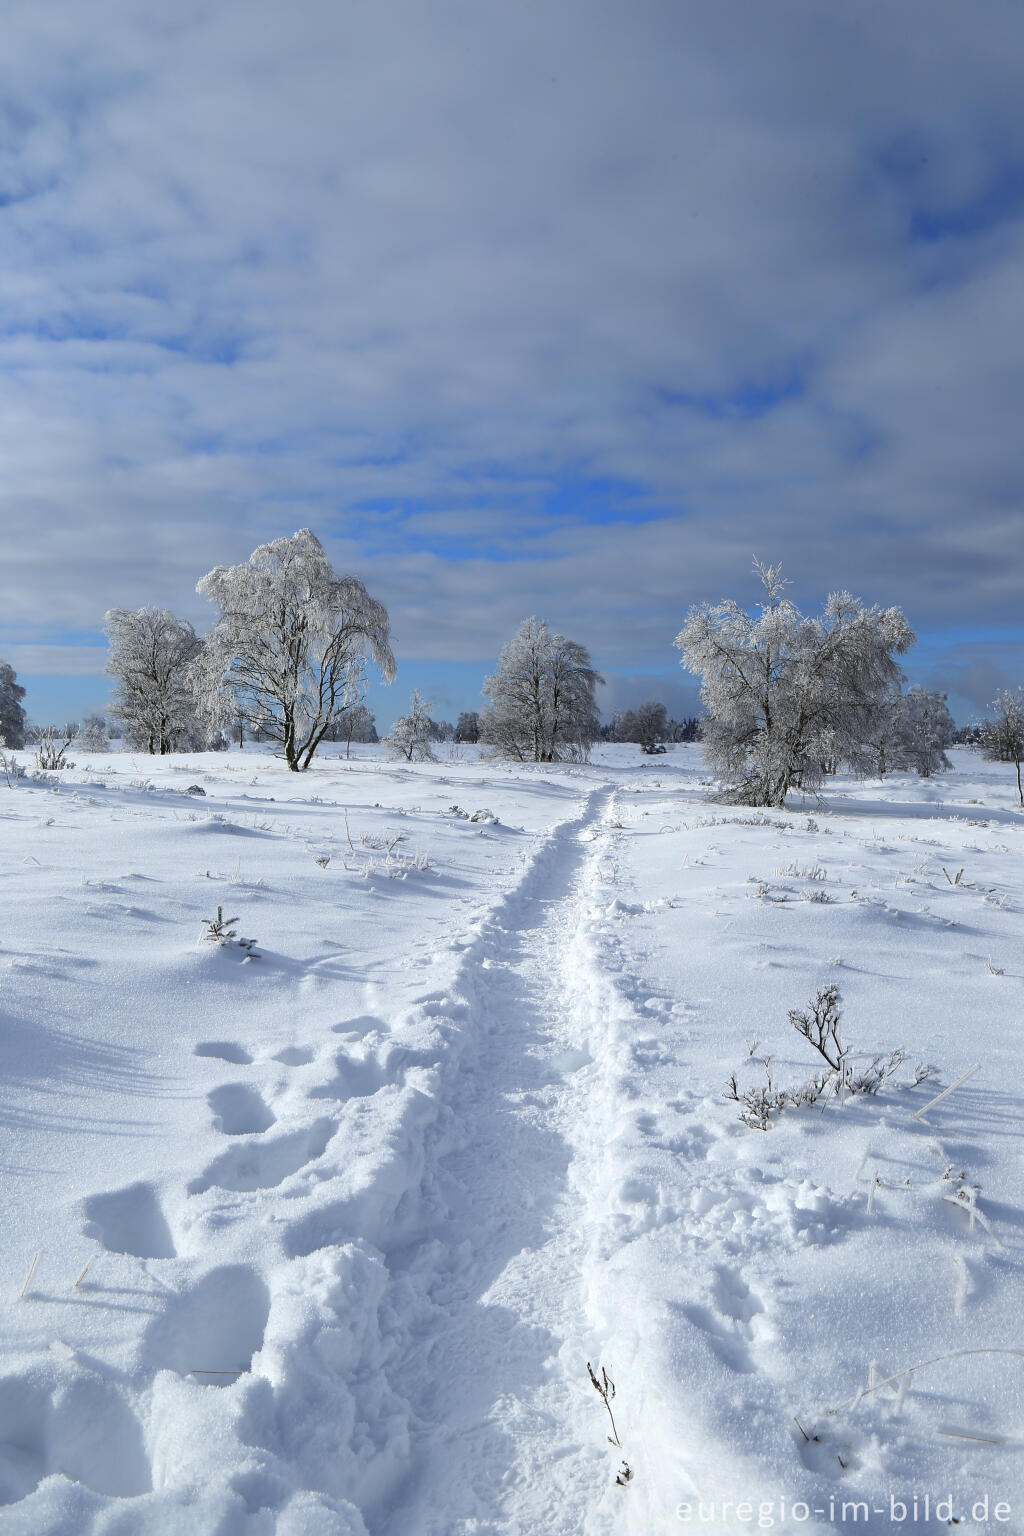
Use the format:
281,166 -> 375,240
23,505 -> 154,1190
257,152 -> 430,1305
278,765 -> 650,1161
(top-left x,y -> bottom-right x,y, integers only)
374,784 -> 619,1536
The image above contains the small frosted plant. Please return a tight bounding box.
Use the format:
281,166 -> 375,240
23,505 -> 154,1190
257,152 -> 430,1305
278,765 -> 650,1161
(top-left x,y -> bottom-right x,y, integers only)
587,1361 -> 622,1448
200,906 -> 260,958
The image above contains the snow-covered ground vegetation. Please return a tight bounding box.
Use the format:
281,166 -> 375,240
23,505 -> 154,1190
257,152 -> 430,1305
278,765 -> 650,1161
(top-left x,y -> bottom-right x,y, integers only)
0,741 -> 1022,1534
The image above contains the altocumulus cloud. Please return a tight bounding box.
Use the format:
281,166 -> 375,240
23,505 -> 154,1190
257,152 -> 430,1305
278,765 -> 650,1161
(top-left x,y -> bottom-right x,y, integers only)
2,0 -> 1024,722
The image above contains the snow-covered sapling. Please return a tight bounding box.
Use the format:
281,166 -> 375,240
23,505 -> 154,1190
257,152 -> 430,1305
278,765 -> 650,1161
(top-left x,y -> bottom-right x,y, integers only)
729,986 -> 918,1129
200,906 -> 260,957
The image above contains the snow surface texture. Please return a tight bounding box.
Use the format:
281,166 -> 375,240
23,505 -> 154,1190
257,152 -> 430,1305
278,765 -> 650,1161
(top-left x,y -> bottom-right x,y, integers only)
0,745 -> 1022,1534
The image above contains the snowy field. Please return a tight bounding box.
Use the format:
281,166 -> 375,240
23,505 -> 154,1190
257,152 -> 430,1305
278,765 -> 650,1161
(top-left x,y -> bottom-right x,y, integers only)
0,744 -> 1022,1535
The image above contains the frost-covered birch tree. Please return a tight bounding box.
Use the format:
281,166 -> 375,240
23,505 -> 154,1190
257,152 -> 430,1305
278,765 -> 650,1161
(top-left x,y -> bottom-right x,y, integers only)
104,608 -> 205,754
980,688 -> 1024,807
0,660 -> 27,749
196,529 -> 395,772
480,617 -> 602,762
675,561 -> 915,805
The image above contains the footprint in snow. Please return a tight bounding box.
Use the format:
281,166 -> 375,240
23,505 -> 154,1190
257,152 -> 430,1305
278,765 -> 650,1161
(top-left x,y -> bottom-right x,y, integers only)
307,1044 -> 396,1105
272,1045 -> 315,1066
194,1040 -> 253,1065
82,1180 -> 177,1260
330,1014 -> 388,1037
145,1264 -> 270,1386
208,1083 -> 276,1135
678,1265 -> 767,1374
188,1119 -> 336,1194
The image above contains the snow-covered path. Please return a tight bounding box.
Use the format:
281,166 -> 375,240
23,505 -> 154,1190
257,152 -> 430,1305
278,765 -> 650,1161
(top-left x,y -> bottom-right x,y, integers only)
373,785 -> 616,1535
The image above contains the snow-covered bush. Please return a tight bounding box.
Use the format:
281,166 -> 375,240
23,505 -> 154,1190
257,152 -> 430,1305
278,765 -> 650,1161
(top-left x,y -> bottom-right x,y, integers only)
480,616 -> 602,763
0,660 -> 27,749
979,688 -> 1024,807
727,986 -> 918,1130
196,529 -> 395,772
675,560 -> 914,806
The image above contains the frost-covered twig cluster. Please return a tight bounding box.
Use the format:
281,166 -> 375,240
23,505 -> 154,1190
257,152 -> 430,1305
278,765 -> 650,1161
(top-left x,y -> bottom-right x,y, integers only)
727,986 -> 925,1130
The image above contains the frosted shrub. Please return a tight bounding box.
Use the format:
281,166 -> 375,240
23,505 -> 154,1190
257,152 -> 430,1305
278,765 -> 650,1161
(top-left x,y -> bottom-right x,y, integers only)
35,724 -> 78,770
727,986 -> 919,1130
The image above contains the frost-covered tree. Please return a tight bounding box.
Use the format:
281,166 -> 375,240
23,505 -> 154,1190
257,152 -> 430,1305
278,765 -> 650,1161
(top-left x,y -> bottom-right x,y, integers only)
979,688 -> 1024,807
78,713 -> 110,753
675,561 -> 915,806
0,661 -> 27,748
454,711 -> 480,744
105,608 -> 205,754
384,690 -> 436,761
480,617 -> 602,762
867,685 -> 954,778
196,529 -> 395,772
609,709 -> 636,743
612,701 -> 668,753
328,702 -> 377,755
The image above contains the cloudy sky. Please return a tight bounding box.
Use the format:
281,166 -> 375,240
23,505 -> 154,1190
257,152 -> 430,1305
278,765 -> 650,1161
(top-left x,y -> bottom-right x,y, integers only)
3,0 -> 1024,728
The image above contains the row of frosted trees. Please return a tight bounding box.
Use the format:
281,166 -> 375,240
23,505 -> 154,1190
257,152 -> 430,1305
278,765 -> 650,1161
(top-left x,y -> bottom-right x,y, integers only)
2,543 -> 1022,803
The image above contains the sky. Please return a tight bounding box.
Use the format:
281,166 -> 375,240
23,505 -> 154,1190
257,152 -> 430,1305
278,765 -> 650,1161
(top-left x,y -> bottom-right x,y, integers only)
2,0 -> 1024,731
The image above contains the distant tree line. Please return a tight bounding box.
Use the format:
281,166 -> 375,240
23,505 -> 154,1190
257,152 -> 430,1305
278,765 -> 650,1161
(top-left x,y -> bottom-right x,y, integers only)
599,704 -> 703,752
